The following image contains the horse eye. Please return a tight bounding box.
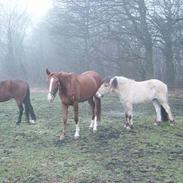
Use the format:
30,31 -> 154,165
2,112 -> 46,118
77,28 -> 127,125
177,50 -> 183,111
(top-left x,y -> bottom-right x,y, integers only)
104,83 -> 109,87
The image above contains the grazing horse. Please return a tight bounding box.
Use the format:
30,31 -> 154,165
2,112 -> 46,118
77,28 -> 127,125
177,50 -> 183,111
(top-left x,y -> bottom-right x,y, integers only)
0,80 -> 36,124
96,76 -> 175,129
46,69 -> 102,141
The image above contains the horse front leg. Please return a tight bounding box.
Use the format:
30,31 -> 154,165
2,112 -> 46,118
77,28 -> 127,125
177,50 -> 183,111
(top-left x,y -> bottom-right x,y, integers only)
73,102 -> 80,139
60,103 -> 68,141
123,102 -> 133,129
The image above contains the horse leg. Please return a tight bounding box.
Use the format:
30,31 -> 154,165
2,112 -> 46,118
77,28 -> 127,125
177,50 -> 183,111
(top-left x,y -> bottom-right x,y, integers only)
16,103 -> 24,125
60,103 -> 68,141
24,103 -> 30,123
123,102 -> 133,129
23,91 -> 36,124
95,96 -> 101,122
88,97 -> 95,130
152,99 -> 161,125
29,104 -> 36,123
93,96 -> 101,132
160,102 -> 175,126
73,102 -> 80,139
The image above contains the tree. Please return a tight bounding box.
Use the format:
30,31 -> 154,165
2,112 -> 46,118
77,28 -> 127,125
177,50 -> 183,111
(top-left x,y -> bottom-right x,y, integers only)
150,0 -> 183,87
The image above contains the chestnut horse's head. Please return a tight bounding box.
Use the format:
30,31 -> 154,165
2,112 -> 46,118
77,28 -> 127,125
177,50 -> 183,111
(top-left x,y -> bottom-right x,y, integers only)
46,69 -> 60,103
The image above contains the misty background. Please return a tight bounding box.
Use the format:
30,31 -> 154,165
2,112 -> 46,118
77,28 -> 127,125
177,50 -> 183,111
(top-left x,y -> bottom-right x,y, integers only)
0,0 -> 183,88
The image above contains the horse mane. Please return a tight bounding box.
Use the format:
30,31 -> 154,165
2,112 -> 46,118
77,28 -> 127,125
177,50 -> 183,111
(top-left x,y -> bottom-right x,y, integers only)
102,76 -> 112,83
116,76 -> 135,84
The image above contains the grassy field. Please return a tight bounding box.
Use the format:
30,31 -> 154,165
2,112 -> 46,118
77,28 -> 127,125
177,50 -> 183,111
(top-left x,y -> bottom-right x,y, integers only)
0,92 -> 183,183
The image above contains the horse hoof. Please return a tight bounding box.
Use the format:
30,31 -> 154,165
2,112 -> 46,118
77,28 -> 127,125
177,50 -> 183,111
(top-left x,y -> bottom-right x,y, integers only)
74,135 -> 80,140
89,126 -> 93,130
154,121 -> 160,126
55,139 -> 64,146
126,126 -> 131,130
93,129 -> 97,133
29,120 -> 36,124
170,123 -> 175,127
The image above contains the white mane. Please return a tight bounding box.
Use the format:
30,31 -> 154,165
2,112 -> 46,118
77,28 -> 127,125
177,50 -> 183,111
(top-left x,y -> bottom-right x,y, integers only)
115,76 -> 135,84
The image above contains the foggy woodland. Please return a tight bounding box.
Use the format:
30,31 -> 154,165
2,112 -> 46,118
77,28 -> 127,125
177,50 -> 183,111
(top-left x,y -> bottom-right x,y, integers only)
0,0 -> 183,88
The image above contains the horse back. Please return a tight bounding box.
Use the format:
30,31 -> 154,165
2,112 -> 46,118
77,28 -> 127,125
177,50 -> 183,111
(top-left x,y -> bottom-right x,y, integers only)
0,80 -> 29,102
77,71 -> 102,101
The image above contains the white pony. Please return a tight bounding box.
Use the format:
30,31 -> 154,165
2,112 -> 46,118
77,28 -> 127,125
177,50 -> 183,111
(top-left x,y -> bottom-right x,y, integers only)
96,76 -> 175,129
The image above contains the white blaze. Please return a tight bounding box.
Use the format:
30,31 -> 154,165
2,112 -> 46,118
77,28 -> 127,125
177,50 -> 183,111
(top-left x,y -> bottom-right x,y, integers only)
48,77 -> 54,102
49,77 -> 54,93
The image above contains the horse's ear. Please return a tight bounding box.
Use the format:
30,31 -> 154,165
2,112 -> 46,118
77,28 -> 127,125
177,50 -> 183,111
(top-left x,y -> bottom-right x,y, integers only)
102,76 -> 111,83
111,77 -> 118,88
46,68 -> 50,75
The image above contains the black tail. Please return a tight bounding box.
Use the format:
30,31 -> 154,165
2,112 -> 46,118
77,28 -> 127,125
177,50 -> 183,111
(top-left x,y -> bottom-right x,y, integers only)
161,105 -> 169,121
23,85 -> 36,122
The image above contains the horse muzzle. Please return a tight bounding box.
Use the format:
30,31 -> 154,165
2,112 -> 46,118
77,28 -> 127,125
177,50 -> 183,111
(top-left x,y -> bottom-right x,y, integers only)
96,92 -> 103,98
48,93 -> 55,103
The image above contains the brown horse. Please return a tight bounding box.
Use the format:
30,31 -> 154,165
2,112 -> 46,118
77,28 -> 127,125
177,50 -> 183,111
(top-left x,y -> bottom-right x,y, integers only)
0,80 -> 36,124
46,69 -> 102,141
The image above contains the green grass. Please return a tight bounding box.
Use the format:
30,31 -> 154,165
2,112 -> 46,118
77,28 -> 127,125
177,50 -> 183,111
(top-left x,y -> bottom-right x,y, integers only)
0,93 -> 183,183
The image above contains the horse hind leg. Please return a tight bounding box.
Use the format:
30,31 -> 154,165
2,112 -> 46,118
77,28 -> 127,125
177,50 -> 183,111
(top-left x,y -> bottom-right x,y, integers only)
29,104 -> 36,123
16,103 -> 24,125
23,89 -> 36,124
160,101 -> 175,126
73,102 -> 80,139
152,99 -> 162,125
93,96 -> 101,132
88,97 -> 95,130
24,103 -> 30,123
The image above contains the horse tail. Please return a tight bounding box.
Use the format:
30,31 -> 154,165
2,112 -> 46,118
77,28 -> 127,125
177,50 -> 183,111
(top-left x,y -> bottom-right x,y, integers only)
95,96 -> 101,122
160,105 -> 169,121
23,85 -> 36,121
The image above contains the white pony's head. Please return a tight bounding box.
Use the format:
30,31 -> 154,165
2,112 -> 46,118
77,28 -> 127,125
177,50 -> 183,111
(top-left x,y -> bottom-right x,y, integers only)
96,77 -> 118,98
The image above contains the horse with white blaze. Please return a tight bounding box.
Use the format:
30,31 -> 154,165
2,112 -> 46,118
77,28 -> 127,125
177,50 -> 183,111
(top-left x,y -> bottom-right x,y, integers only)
96,76 -> 175,129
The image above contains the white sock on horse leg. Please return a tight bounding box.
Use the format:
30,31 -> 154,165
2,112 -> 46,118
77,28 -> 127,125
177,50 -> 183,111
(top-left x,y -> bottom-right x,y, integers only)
89,120 -> 94,129
74,124 -> 80,138
93,116 -> 97,132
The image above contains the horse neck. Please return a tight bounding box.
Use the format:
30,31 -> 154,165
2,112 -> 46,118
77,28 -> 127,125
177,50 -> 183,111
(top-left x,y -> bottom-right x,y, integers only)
57,73 -> 77,96
115,77 -> 134,94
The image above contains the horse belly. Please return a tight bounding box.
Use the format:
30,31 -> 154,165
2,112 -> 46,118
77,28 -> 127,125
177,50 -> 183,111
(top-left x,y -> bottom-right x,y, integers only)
78,86 -> 97,102
132,89 -> 153,104
0,95 -> 12,102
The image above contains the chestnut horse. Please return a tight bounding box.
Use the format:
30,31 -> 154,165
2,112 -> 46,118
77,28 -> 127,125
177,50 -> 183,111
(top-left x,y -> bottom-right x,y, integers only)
46,69 -> 102,141
0,80 -> 36,124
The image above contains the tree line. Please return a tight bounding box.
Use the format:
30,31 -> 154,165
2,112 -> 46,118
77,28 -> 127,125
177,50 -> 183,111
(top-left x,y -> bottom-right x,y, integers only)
0,0 -> 183,88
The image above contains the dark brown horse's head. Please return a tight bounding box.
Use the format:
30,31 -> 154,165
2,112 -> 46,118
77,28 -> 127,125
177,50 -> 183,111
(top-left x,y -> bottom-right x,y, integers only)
46,69 -> 60,103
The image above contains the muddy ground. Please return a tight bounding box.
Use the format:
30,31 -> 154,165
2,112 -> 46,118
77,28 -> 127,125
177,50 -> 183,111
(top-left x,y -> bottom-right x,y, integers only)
0,93 -> 182,183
